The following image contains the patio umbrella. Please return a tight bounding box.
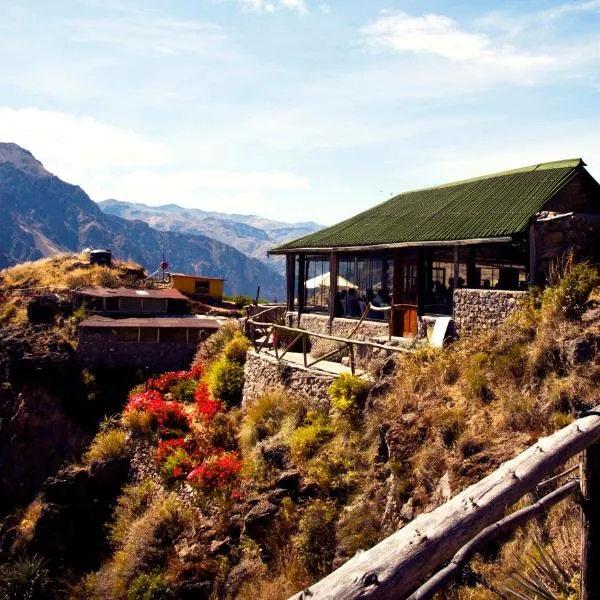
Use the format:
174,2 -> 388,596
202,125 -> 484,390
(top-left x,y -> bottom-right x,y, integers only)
304,272 -> 357,289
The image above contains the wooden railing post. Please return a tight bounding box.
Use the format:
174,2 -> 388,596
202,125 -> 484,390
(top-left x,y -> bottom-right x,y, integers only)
302,333 -> 307,367
581,440 -> 600,600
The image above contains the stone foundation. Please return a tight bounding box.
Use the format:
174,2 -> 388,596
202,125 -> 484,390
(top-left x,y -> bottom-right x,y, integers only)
453,289 -> 527,335
242,351 -> 336,411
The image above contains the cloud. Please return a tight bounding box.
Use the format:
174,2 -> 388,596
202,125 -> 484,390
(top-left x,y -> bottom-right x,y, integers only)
238,0 -> 308,15
361,12 -> 553,70
319,4 -> 332,15
0,107 -> 169,184
542,0 -> 600,20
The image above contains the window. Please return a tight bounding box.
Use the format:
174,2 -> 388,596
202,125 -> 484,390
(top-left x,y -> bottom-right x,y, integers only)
139,327 -> 159,342
116,327 -> 139,342
159,328 -> 187,343
195,280 -> 210,295
303,255 -> 330,312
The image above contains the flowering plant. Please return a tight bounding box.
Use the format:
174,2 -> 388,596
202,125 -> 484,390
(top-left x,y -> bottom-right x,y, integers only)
125,390 -> 190,432
195,383 -> 224,422
187,451 -> 243,492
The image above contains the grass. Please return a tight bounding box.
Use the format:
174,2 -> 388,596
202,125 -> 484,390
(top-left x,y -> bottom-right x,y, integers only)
84,429 -> 128,464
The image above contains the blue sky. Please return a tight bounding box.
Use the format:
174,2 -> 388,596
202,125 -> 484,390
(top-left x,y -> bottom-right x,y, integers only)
1,0 -> 599,225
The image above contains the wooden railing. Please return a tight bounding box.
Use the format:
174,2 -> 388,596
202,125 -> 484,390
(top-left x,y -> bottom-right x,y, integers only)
287,407 -> 600,600
247,303 -> 413,375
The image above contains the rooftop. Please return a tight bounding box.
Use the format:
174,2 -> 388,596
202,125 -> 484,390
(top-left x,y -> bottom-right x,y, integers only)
73,286 -> 188,300
170,273 -> 225,281
79,315 -> 223,329
273,159 -> 595,252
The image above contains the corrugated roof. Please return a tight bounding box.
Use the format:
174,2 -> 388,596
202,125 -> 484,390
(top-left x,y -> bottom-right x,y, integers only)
170,273 -> 225,281
273,159 -> 586,251
80,315 -> 222,329
73,286 -> 188,300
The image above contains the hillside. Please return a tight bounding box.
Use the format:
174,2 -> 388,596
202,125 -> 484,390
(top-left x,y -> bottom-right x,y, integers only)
1,261 -> 598,599
98,199 -> 323,275
0,143 -> 285,299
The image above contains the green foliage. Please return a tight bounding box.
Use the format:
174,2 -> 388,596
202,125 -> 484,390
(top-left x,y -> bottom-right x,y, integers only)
127,572 -> 175,600
290,411 -> 334,460
328,374 -> 371,415
109,480 -> 157,546
169,378 -> 197,403
293,499 -> 338,577
223,335 -> 250,363
207,357 -> 245,406
305,443 -> 360,496
239,392 -> 288,455
71,304 -> 89,323
196,320 -> 242,363
0,555 -> 54,600
85,429 -> 127,464
160,448 -> 190,482
224,294 -> 255,308
542,258 -> 599,320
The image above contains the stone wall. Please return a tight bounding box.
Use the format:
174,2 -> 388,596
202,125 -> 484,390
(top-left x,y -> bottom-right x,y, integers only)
285,312 -> 390,340
453,289 -> 527,335
242,351 -> 336,411
77,330 -> 198,371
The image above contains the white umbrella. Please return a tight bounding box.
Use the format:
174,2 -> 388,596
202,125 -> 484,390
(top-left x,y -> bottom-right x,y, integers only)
305,272 -> 357,289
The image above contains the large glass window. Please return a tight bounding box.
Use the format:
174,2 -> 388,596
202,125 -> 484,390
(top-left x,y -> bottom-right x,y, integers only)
303,255 -> 330,312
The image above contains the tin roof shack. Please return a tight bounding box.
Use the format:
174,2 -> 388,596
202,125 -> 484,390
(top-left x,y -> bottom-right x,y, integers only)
271,159 -> 600,338
89,249 -> 112,267
170,273 -> 225,302
72,287 -> 189,316
77,315 -> 223,370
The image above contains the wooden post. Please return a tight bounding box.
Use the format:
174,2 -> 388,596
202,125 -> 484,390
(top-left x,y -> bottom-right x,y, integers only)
348,343 -> 355,375
254,285 -> 261,306
286,254 -> 296,311
328,251 -> 339,335
297,253 -> 306,323
529,223 -> 537,286
581,440 -> 600,600
453,245 -> 459,289
302,333 -> 307,367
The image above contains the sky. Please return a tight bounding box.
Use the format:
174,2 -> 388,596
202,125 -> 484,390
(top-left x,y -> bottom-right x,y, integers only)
1,0 -> 600,225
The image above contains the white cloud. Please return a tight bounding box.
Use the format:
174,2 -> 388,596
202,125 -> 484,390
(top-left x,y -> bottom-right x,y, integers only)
319,4 -> 332,15
238,0 -> 308,15
0,107 -> 169,184
542,0 -> 600,20
361,12 -> 553,70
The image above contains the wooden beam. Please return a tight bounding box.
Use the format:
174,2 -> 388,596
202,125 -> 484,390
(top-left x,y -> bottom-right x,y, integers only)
328,251 -> 339,334
286,408 -> 600,600
581,439 -> 600,600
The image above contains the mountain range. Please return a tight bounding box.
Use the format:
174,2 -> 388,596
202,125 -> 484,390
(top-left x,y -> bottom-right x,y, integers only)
98,199 -> 322,275
0,143 -> 292,299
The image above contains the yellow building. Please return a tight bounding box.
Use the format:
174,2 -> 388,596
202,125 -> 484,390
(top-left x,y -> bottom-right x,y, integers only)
170,273 -> 225,301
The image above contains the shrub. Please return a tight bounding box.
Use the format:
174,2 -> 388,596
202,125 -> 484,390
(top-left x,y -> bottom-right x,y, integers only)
305,444 -> 359,496
127,572 -> 175,600
187,450 -> 243,491
464,352 -> 492,401
0,555 -> 53,600
290,411 -> 334,460
124,390 -> 190,434
195,321 -> 242,363
239,392 -> 288,455
293,499 -> 338,577
329,373 -> 371,416
110,480 -> 157,546
500,394 -> 542,432
431,407 -> 466,447
223,335 -> 250,363
169,379 -> 197,404
85,429 -> 128,464
206,357 -> 245,406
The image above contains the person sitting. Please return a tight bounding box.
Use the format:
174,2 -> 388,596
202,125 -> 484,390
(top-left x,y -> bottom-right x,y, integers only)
347,288 -> 362,317
373,289 -> 386,307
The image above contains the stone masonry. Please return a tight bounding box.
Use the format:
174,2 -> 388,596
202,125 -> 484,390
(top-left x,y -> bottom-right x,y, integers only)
242,350 -> 335,411
285,312 -> 390,339
453,289 -> 527,336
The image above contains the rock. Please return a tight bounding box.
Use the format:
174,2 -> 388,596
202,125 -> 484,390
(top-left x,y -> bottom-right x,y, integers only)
259,440 -> 289,470
275,469 -> 301,491
178,580 -> 212,600
376,423 -> 391,462
399,497 -> 415,522
298,480 -> 320,499
243,500 -> 279,541
224,559 -> 265,597
209,538 -> 231,556
564,332 -> 600,365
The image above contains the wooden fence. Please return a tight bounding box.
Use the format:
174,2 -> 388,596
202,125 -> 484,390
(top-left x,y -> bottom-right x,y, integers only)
286,407 -> 600,600
246,303 -> 412,375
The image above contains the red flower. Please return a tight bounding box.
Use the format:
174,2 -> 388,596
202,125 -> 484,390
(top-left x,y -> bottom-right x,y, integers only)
189,363 -> 204,379
195,383 -> 223,422
155,438 -> 186,463
125,390 -> 190,432
187,451 -> 243,491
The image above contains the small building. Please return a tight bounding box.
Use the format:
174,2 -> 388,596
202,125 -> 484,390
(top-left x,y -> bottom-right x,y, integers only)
77,315 -> 223,370
170,273 -> 224,302
270,159 -> 600,338
89,249 -> 112,267
72,287 -> 188,315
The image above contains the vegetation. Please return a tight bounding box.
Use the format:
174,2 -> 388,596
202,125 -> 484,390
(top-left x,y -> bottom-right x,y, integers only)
0,555 -> 54,600
84,429 -> 128,464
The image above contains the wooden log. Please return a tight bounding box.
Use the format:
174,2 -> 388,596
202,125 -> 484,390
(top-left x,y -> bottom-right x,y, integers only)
580,439 -> 600,600
408,479 -> 579,600
287,408 -> 600,600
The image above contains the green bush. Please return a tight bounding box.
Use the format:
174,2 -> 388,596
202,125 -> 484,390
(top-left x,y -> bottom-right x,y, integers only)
293,499 -> 338,577
169,379 -> 197,403
195,321 -> 242,363
328,374 -> 371,415
290,411 -> 334,460
207,357 -> 245,406
239,392 -> 288,454
127,572 -> 175,600
0,555 -> 53,600
85,429 -> 128,464
223,335 -> 250,363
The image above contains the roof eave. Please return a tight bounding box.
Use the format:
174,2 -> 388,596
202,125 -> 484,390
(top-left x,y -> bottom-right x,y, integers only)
269,236 -> 515,255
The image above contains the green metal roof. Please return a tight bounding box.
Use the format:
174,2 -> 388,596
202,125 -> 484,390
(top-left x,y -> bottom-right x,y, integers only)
273,159 -> 586,252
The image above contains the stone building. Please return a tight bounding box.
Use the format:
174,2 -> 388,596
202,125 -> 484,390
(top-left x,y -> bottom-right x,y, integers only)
270,159 -> 600,338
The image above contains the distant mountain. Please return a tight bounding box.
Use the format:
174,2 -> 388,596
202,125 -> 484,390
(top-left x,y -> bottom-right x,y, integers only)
98,199 -> 324,275
0,143 -> 285,299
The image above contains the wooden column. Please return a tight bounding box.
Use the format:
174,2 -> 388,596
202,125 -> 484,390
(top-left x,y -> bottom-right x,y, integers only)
328,251 -> 339,334
453,245 -> 459,288
417,248 -> 426,316
467,247 -> 477,288
529,223 -> 537,286
297,253 -> 306,319
581,441 -> 600,600
286,253 -> 296,312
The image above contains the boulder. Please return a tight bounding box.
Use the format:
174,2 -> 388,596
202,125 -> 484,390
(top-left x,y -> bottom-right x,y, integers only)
242,500 -> 279,541
564,332 -> 600,366
275,469 -> 301,491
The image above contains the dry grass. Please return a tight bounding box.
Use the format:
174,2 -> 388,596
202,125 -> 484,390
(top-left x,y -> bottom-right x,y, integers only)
84,429 -> 128,464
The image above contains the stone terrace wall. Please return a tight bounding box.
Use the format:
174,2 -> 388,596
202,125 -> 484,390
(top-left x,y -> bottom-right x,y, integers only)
242,351 -> 335,411
453,289 -> 528,336
286,312 -> 389,340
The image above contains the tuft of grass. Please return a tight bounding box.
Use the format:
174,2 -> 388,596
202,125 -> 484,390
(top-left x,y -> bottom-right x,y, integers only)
223,335 -> 251,363
499,394 -> 542,433
464,352 -> 492,402
328,373 -> 371,418
122,410 -> 154,435
84,429 -> 128,464
206,356 -> 245,406
432,406 -> 466,447
194,321 -> 242,364
0,555 -> 54,600
290,410 -> 334,461
110,480 -> 157,546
